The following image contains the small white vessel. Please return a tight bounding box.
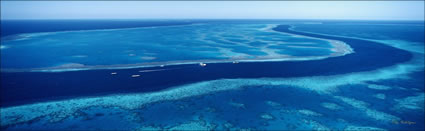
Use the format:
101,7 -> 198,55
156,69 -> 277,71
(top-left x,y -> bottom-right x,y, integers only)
131,74 -> 141,77
199,62 -> 207,67
232,61 -> 239,64
111,72 -> 117,75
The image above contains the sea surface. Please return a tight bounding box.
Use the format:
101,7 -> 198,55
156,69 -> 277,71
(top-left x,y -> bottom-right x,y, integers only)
1,20 -> 424,130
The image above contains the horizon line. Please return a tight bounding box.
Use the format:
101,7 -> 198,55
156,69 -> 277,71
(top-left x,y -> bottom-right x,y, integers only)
1,18 -> 424,21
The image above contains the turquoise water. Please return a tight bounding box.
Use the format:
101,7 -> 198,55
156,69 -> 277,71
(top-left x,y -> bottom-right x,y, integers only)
1,23 -> 349,72
1,20 -> 423,130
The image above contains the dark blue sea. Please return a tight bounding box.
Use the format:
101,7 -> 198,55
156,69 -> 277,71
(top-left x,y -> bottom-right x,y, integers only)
1,20 -> 424,130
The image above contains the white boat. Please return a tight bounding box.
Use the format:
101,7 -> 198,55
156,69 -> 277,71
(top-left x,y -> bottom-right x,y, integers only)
131,74 -> 141,77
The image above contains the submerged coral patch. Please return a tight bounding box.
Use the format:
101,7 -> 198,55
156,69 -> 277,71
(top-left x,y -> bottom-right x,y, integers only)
393,93 -> 425,112
1,24 -> 352,72
366,84 -> 393,90
334,96 -> 400,122
374,93 -> 386,100
344,125 -> 387,131
298,109 -> 322,117
321,102 -> 343,110
1,21 -> 423,130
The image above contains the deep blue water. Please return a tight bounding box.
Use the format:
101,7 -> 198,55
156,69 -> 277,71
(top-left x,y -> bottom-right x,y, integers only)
1,20 -> 423,130
1,23 -> 338,70
1,20 -> 193,38
0,22 -> 412,106
292,21 -> 425,43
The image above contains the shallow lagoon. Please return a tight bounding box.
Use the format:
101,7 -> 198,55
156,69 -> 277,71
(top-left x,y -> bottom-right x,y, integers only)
0,20 -> 423,130
1,23 -> 351,72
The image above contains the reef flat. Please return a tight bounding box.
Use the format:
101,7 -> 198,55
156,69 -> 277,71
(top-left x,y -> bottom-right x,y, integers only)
1,20 -> 423,130
1,24 -> 352,72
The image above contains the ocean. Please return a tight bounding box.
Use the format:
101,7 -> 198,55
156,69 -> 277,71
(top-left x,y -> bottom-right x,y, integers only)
1,20 -> 423,130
